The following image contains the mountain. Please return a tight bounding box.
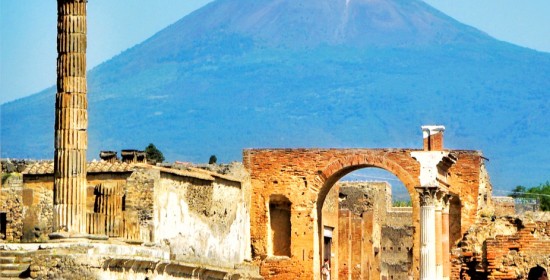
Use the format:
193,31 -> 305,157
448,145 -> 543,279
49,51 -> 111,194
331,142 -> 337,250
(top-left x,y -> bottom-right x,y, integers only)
1,0 -> 549,190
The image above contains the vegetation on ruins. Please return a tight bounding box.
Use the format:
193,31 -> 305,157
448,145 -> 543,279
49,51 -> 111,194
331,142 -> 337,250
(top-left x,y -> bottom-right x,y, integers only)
145,143 -> 165,164
393,200 -> 412,207
509,181 -> 550,211
1,173 -> 13,185
209,155 -> 217,164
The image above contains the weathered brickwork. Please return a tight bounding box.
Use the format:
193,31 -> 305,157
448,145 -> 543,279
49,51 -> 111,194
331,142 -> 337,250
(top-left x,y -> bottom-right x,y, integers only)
452,216 -> 550,279
447,151 -> 491,243
244,148 -> 486,279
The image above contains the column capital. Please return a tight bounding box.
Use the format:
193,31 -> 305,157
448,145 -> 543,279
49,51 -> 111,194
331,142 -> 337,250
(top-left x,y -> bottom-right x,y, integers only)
441,194 -> 453,214
435,189 -> 451,210
416,186 -> 440,207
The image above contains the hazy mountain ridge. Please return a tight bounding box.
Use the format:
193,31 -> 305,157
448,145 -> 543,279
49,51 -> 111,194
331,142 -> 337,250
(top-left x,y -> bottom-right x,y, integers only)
2,0 -> 549,190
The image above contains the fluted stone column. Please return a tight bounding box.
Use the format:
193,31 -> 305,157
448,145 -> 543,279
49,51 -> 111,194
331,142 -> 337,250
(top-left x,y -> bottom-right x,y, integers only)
52,0 -> 88,236
417,187 -> 438,280
442,196 -> 451,280
412,125 -> 456,280
435,198 -> 443,280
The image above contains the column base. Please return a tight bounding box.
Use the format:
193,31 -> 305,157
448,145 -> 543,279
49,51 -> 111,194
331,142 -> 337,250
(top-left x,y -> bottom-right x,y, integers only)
49,232 -> 109,241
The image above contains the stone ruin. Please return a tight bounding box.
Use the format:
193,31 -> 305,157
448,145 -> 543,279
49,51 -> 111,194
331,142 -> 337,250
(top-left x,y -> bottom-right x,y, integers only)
1,155 -> 261,279
2,0 -> 549,279
322,181 -> 414,280
2,131 -> 549,280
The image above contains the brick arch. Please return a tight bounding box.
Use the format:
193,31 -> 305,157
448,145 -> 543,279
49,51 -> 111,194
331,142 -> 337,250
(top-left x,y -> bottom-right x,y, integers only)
314,153 -> 421,278
244,147 -> 484,280
316,154 -> 418,206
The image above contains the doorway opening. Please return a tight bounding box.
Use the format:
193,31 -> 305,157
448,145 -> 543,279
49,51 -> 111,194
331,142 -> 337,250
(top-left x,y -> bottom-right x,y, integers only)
0,212 -> 7,240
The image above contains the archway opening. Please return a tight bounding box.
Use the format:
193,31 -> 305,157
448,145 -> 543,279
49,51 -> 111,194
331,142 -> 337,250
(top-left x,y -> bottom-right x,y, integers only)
320,167 -> 414,280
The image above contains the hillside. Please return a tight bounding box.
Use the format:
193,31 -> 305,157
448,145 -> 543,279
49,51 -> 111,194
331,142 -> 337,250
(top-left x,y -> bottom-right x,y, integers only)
1,0 -> 549,189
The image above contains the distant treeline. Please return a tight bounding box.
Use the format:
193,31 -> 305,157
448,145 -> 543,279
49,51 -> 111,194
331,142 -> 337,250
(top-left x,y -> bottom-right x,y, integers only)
509,182 -> 550,211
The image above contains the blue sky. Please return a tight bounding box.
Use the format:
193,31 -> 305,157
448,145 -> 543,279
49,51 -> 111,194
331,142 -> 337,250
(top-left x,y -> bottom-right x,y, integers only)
1,0 -> 549,104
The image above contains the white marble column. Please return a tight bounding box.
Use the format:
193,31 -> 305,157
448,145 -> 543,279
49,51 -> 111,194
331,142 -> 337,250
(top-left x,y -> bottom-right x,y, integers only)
411,147 -> 449,280
417,186 -> 439,280
442,195 -> 451,280
435,196 -> 443,280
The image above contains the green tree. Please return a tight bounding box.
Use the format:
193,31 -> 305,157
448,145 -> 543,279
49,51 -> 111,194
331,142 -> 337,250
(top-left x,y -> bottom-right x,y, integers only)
509,181 -> 550,211
510,185 -> 527,198
145,143 -> 165,164
393,200 -> 412,207
208,155 -> 217,164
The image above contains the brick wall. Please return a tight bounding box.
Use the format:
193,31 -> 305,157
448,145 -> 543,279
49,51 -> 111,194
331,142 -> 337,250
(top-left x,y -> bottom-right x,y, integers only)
447,151 -> 487,244
244,148 -> 486,279
452,216 -> 550,279
484,221 -> 550,279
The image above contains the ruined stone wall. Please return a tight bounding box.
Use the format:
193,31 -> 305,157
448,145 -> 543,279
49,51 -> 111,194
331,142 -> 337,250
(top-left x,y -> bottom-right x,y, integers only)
245,148 -> 485,279
477,161 -> 494,216
381,209 -> 414,280
338,181 -> 391,218
452,214 -> 550,279
153,169 -> 251,267
338,209 -> 373,280
20,175 -> 54,242
10,172 -> 133,242
447,151 -> 486,241
0,174 -> 24,242
125,167 -> 157,239
336,181 -> 413,280
386,207 -> 413,226
493,197 -> 515,217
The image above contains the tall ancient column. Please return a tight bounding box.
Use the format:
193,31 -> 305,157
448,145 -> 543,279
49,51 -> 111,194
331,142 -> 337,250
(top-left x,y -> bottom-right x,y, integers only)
417,187 -> 438,280
442,196 -> 451,280
435,197 -> 443,280
411,125 -> 449,280
52,0 -> 88,237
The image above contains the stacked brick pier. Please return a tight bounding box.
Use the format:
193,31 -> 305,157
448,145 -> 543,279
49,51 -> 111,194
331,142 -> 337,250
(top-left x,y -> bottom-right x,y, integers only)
52,0 -> 88,236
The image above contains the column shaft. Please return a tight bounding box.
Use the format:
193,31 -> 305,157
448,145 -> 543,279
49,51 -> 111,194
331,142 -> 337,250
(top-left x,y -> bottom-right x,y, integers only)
53,0 -> 88,235
435,208 -> 443,280
442,208 -> 451,280
420,204 -> 436,280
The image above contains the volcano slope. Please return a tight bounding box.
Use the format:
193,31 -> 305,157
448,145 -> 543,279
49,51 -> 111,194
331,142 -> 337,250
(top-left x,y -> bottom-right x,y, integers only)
2,0 -> 549,189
